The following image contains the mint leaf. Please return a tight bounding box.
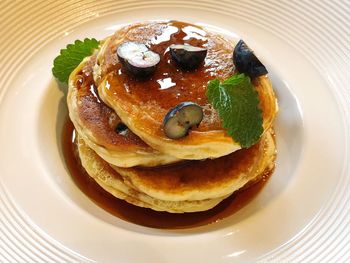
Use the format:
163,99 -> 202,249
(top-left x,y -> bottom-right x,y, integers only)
52,38 -> 99,83
207,73 -> 263,148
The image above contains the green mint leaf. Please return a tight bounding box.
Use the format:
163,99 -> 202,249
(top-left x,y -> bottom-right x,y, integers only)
207,73 -> 263,148
52,38 -> 99,83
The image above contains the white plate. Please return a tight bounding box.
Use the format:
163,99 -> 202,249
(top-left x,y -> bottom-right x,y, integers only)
1,1 -> 349,262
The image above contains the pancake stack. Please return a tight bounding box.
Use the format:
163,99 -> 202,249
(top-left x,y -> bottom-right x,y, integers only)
67,21 -> 278,213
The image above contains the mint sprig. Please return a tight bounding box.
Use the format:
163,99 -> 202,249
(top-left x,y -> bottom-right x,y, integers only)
207,73 -> 263,148
52,38 -> 99,83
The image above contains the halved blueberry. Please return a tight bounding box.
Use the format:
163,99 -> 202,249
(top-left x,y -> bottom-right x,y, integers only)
169,44 -> 207,70
117,42 -> 160,78
163,102 -> 203,139
233,40 -> 268,78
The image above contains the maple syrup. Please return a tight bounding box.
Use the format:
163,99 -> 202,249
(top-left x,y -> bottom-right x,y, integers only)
62,119 -> 271,229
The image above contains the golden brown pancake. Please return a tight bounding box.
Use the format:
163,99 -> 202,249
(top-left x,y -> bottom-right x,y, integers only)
77,129 -> 276,212
112,129 -> 276,202
77,135 -> 228,213
67,55 -> 179,167
96,21 -> 278,160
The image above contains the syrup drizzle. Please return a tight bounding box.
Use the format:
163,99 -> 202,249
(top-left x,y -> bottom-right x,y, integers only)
62,119 -> 271,229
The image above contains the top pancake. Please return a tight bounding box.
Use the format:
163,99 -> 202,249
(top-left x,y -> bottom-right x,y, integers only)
67,54 -> 179,167
95,21 -> 278,160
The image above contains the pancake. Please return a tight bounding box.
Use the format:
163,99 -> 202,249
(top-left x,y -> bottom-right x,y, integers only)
77,135 -> 228,213
77,128 -> 275,212
95,21 -> 278,160
112,129 -> 276,202
65,20 -> 278,214
67,54 -> 179,167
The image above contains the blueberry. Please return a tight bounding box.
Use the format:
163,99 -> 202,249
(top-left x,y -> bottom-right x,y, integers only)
117,42 -> 160,78
169,44 -> 207,70
233,40 -> 268,78
163,102 -> 203,139
115,122 -> 128,134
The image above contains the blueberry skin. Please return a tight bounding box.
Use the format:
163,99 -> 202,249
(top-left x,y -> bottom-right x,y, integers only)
233,40 -> 268,78
115,122 -> 128,134
163,102 -> 203,139
117,42 -> 160,78
169,44 -> 207,70
119,58 -> 158,78
163,102 -> 194,126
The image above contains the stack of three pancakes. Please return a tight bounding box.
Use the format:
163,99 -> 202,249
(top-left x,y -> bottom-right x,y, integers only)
67,21 -> 278,213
